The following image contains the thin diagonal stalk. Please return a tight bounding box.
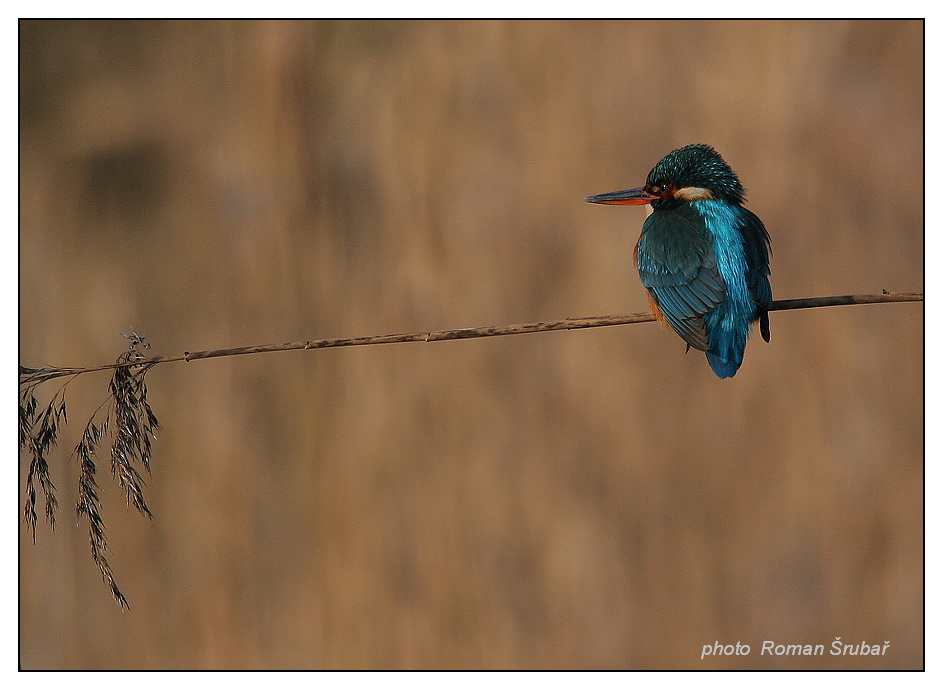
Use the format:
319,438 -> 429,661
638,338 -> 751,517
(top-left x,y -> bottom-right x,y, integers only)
17,292 -> 924,383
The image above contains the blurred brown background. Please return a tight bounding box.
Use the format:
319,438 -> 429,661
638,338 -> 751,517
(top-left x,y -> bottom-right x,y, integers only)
19,20 -> 922,669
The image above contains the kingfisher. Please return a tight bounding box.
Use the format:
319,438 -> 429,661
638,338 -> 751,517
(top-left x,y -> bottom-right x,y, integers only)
585,144 -> 771,378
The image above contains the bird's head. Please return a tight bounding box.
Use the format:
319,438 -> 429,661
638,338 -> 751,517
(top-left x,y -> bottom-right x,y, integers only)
585,144 -> 745,210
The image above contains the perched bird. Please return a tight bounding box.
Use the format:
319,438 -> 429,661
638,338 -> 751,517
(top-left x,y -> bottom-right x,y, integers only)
585,144 -> 771,378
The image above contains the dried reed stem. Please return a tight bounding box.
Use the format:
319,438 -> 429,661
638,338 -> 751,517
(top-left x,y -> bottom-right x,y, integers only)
18,293 -> 924,383
18,290 -> 921,607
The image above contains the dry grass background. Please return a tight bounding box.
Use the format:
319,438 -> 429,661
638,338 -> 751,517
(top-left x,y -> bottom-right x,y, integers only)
19,19 -> 922,669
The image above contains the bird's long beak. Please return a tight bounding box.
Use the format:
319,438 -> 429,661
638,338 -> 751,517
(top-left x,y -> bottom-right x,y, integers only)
584,187 -> 657,205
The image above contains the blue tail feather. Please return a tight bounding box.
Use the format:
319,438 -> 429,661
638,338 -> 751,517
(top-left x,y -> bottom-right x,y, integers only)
706,349 -> 743,378
704,321 -> 748,379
